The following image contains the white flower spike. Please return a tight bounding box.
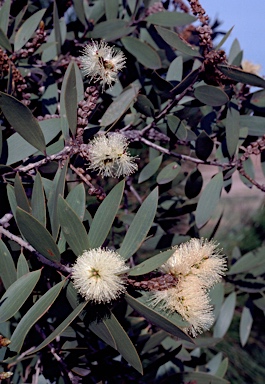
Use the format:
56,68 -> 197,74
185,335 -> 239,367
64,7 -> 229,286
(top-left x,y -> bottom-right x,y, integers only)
88,132 -> 138,178
80,40 -> 126,87
72,248 -> 128,304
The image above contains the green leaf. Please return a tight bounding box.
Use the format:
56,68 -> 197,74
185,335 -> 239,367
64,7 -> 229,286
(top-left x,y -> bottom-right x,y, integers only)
239,115 -> 265,136
250,89 -> 265,108
6,184 -> 17,219
53,0 -> 61,56
138,155 -> 163,183
227,246 -> 265,275
0,28 -> 12,51
146,11 -> 196,27
63,62 -> 78,136
47,160 -> 68,240
31,301 -> 88,354
171,372 -> 229,384
195,173 -> 223,228
226,102 -> 240,158
141,330 -> 168,354
156,162 -> 180,184
129,249 -> 175,276
31,172 -> 46,226
155,26 -> 202,57
218,64 -> 265,88
66,184 -> 86,221
215,357 -> 229,378
101,85 -> 139,127
119,188 -> 158,260
215,26 -> 234,50
9,280 -> 65,354
135,94 -> 155,117
125,293 -> 192,342
171,66 -> 201,95
6,117 -> 61,165
228,38 -> 242,65
194,85 -> 229,106
195,131 -> 214,161
166,56 -> 183,82
73,0 -> 86,25
14,9 -> 46,52
0,93 -> 46,154
57,196 -> 90,256
0,270 -> 41,323
90,20 -> 135,42
121,36 -> 161,69
17,253 -> 29,279
185,168 -> 203,199
14,173 -> 31,214
16,207 -> 61,262
214,292 -> 236,338
88,180 -> 125,248
0,0 -> 11,35
101,311 -> 143,374
0,240 -> 17,290
105,0 -> 119,19
167,115 -> 187,140
240,306 -> 253,347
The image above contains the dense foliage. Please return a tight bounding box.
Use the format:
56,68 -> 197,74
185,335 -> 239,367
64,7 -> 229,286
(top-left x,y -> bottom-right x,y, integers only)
0,0 -> 265,383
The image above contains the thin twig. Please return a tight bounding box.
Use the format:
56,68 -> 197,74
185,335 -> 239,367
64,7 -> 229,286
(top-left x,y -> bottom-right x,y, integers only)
238,165 -> 265,192
69,164 -> 94,188
0,226 -> 72,274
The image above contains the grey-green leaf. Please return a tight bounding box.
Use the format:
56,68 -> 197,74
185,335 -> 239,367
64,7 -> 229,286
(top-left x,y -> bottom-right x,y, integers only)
119,188 -> 158,260
90,20 -> 135,41
218,64 -> 265,88
194,85 -> 229,106
129,249 -> 175,276
157,162 -> 180,184
57,195 -> 90,256
0,240 -> 17,289
195,173 -> 223,228
0,269 -> 41,323
122,36 -> 161,69
125,293 -> 192,342
146,11 -> 196,27
16,207 -> 61,262
167,115 -> 187,140
240,306 -> 253,347
9,280 -> 65,354
14,173 -> 31,214
138,155 -> 163,183
31,172 -> 46,226
227,246 -> 265,275
14,9 -> 46,52
31,301 -> 88,354
155,26 -> 202,57
17,253 -> 29,279
214,292 -> 236,338
88,180 -> 125,248
100,85 -> 139,127
66,183 -> 86,221
0,92 -> 46,153
63,61 -> 79,136
226,103 -> 240,158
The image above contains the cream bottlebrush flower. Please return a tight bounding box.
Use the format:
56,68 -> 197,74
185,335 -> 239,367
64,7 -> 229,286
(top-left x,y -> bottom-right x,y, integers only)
80,40 -> 126,87
72,248 -> 128,303
88,132 -> 138,178
150,275 -> 214,337
160,238 -> 226,289
242,60 -> 261,76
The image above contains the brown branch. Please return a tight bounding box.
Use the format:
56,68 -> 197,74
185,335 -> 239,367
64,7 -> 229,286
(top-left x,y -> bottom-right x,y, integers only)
237,165 -> 265,192
0,226 -> 72,274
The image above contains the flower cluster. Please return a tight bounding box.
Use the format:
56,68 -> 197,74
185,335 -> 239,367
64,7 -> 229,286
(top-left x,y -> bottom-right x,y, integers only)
72,248 -> 128,304
150,238 -> 226,336
80,40 -> 126,87
88,132 -> 138,178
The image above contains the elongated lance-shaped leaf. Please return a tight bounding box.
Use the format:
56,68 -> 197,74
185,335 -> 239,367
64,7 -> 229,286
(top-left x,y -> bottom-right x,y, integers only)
128,249 -> 175,276
214,292 -> 236,338
240,306 -> 253,347
155,26 -> 202,58
195,173 -> 223,229
226,101 -> 240,158
16,207 -> 61,262
218,64 -> 265,88
14,173 -> 31,214
125,293 -> 192,342
9,280 -> 65,354
0,239 -> 17,289
88,180 -> 125,248
63,62 -> 78,136
0,92 -> 46,153
14,9 -> 46,51
17,253 -> 29,279
0,0 -> 11,35
119,188 -> 158,260
138,155 -> 163,184
0,269 -> 41,323
53,1 -> 61,56
57,195 -> 90,256
30,300 -> 88,354
7,184 -> 17,219
121,36 -> 161,69
31,172 -> 46,226
66,183 -> 86,221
